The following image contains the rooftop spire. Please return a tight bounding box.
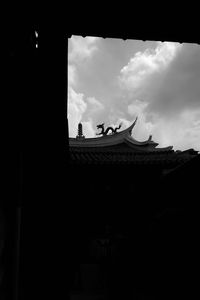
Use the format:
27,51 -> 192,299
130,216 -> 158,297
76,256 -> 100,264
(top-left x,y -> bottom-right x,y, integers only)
76,123 -> 85,139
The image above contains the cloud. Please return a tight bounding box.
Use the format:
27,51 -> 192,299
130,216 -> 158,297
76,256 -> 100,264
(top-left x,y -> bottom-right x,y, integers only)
118,41 -> 200,150
68,35 -> 99,88
68,35 -> 99,63
68,64 -> 77,87
68,35 -> 103,137
68,37 -> 200,150
68,87 -> 104,137
127,99 -> 148,116
82,120 -> 96,138
117,99 -> 200,151
119,41 -> 200,117
81,97 -> 105,135
127,100 -> 154,140
149,108 -> 200,150
83,96 -> 105,122
68,87 -> 87,137
86,97 -> 104,111
146,43 -> 200,116
119,42 -> 182,91
115,118 -> 132,131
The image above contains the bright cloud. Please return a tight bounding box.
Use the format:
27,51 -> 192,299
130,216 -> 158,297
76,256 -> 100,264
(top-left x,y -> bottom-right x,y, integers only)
117,41 -> 200,150
116,118 -> 132,130
68,87 -> 87,137
68,87 -> 101,137
119,42 -> 182,91
68,35 -> 99,63
127,100 -> 154,140
128,99 -> 148,116
126,100 -> 200,150
150,108 -> 200,150
68,36 -> 102,137
146,43 -> 200,116
117,95 -> 200,151
67,37 -> 200,150
68,65 -> 77,87
68,36 -> 99,86
82,96 -> 105,130
87,97 -> 104,111
82,120 -> 96,137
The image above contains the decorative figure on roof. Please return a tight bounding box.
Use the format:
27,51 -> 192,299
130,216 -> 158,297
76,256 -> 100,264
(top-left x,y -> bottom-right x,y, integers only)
96,122 -> 122,136
76,123 -> 85,139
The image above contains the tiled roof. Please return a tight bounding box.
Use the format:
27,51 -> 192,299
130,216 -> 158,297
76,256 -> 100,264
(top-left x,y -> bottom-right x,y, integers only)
68,120 -> 199,166
69,146 -> 197,165
69,119 -> 162,150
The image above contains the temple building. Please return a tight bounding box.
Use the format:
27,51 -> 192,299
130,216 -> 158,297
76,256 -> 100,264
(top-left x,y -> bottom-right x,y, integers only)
67,119 -> 199,299
69,118 -> 198,170
68,118 -> 199,214
68,118 -> 199,227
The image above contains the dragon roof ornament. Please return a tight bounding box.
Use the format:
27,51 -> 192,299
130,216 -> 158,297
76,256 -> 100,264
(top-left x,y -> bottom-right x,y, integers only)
69,117 -> 172,151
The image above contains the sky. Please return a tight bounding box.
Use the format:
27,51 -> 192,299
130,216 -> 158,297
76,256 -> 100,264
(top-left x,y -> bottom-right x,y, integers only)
68,35 -> 200,151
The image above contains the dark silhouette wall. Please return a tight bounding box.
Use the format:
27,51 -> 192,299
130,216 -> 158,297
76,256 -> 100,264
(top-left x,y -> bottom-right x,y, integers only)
4,15 -> 199,300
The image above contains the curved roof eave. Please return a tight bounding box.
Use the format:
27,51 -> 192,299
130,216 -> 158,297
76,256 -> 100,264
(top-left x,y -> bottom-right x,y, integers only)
125,135 -> 159,147
69,119 -> 137,147
69,119 -> 171,151
154,146 -> 174,151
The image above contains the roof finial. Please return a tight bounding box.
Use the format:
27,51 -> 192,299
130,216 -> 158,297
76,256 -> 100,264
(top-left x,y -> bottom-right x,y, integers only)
76,123 -> 85,139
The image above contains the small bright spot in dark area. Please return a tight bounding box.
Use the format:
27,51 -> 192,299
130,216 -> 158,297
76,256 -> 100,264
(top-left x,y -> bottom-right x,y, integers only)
35,31 -> 38,48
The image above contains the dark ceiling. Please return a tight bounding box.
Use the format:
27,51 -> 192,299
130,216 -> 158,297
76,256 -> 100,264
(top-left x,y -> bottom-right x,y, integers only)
65,9 -> 199,44
67,24 -> 199,44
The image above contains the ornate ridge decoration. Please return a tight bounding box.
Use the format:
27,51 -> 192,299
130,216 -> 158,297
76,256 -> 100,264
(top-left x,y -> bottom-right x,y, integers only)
69,117 -> 171,151
68,119 -> 199,165
96,122 -> 122,136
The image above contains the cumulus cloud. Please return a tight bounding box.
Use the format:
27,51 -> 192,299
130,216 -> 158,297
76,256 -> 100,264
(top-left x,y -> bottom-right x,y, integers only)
68,37 -> 200,149
121,103 -> 200,150
119,42 -> 182,91
118,41 -> 200,150
127,100 -> 154,140
68,35 -> 99,87
149,108 -> 200,150
68,87 -> 101,137
68,87 -> 87,137
146,43 -> 200,116
81,97 -> 105,135
86,97 -> 104,111
82,120 -> 96,137
68,64 -> 77,87
68,90 -> 104,137
119,41 -> 200,116
68,36 -> 102,137
127,99 -> 148,116
117,118 -> 132,129
68,35 -> 99,63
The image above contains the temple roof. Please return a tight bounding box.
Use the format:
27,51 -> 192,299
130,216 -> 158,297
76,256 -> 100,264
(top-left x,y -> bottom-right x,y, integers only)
69,120 -> 172,151
68,120 -> 199,165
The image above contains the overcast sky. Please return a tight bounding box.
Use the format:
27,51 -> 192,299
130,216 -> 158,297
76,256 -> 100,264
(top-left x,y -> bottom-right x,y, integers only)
68,35 -> 200,151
